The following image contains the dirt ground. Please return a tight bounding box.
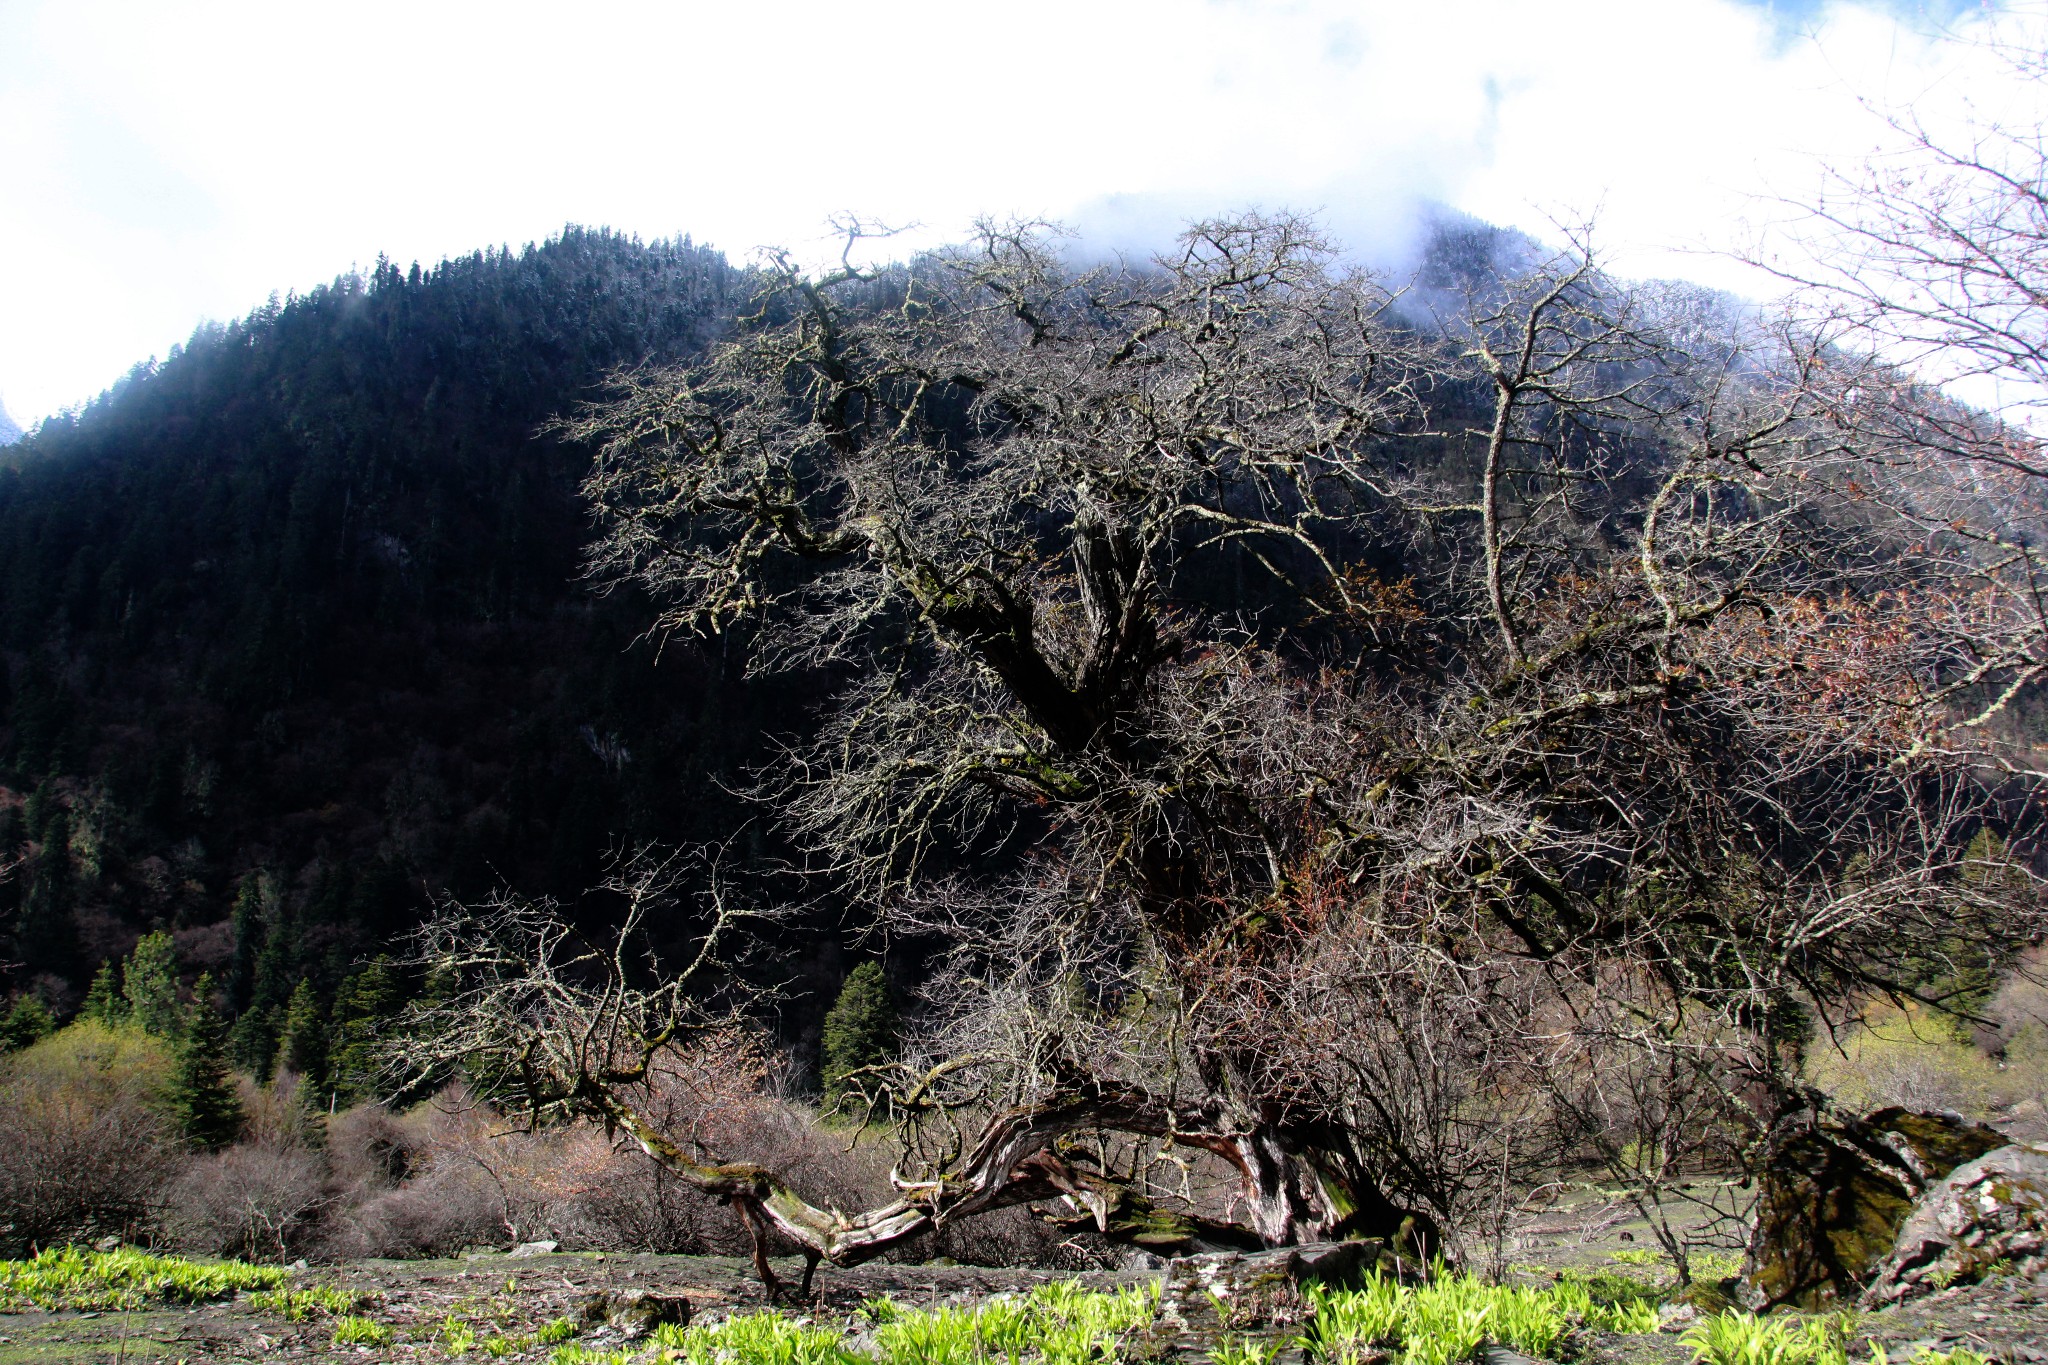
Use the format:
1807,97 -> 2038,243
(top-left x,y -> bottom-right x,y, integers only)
11,1195 -> 2048,1365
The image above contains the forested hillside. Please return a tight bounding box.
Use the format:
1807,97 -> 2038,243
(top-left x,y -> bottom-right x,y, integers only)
0,228 -> 834,1072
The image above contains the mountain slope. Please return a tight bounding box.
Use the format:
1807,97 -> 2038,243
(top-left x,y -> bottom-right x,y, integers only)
0,229 -> 811,1025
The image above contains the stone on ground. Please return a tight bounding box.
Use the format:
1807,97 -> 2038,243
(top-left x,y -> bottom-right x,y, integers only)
1862,1143 -> 2048,1306
1746,1104 -> 2009,1309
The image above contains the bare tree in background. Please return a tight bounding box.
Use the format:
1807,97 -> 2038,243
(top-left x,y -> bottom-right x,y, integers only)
1752,6 -> 2048,755
395,211 -> 2042,1294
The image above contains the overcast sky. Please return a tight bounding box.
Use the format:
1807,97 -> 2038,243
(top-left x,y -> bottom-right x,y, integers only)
0,0 -> 2039,426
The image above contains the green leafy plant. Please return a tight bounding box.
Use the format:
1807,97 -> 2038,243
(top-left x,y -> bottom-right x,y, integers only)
332,1314 -> 394,1347
1212,1339 -> 1282,1365
0,1246 -> 288,1311
550,1348 -> 632,1365
1683,1312 -> 1852,1365
1301,1266 -> 1670,1365
247,1285 -> 375,1321
442,1315 -> 479,1354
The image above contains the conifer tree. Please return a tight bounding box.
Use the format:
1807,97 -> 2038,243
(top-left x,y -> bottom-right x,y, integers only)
16,811 -> 80,978
81,959 -> 127,1025
230,1004 -> 282,1083
820,961 -> 898,1105
122,930 -> 181,1038
168,972 -> 244,1150
225,873 -> 268,1015
280,978 -> 328,1097
329,956 -> 402,1106
0,994 -> 54,1051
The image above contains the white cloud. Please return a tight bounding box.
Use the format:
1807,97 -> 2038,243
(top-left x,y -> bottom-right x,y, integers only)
0,0 -> 2037,423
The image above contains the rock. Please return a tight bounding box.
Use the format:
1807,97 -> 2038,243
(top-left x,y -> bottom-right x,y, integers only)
1745,1104 -> 2008,1309
1121,1250 -> 1169,1272
1861,1142 -> 2048,1306
580,1290 -> 691,1340
1160,1240 -> 1404,1327
1656,1303 -> 1698,1332
506,1240 -> 559,1258
92,1236 -> 120,1253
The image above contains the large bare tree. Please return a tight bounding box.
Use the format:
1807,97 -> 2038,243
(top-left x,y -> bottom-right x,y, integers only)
398,212 -> 2041,1294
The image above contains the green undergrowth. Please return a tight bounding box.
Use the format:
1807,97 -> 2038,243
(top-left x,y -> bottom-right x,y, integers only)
558,1271 -> 1670,1365
0,1245 -> 289,1311
1298,1270 -> 1661,1365
1684,1312 -> 1990,1365
247,1283 -> 379,1320
612,1281 -> 1162,1365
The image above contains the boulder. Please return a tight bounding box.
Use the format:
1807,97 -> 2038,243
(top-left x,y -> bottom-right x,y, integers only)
506,1240 -> 559,1258
1160,1240 -> 1409,1327
1861,1143 -> 2048,1306
580,1290 -> 691,1339
1745,1104 -> 2008,1309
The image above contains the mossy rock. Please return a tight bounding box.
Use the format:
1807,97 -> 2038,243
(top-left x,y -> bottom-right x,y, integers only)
1673,1277 -> 1740,1315
1746,1105 -> 2008,1310
1863,1143 -> 2048,1305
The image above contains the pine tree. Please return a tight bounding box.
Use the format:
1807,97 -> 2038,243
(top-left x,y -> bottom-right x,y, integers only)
230,1004 -> 282,1083
122,930 -> 181,1038
225,873 -> 268,1015
16,812 -> 79,979
81,959 -> 127,1025
167,972 -> 243,1150
280,978 -> 328,1096
0,994 -> 55,1052
329,957 -> 402,1106
821,961 -> 898,1104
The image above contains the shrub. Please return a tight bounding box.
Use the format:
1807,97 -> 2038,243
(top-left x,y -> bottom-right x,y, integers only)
0,1021 -> 180,1254
164,1143 -> 327,1261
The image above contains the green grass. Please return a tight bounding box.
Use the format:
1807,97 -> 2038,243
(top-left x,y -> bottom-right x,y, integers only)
0,1245 -> 289,1311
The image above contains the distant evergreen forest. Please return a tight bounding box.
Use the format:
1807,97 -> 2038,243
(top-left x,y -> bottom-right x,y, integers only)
0,228 -> 845,1083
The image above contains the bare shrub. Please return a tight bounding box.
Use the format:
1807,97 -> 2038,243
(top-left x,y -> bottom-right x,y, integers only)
320,1160 -> 504,1260
164,1143 -> 327,1262
327,1101 -> 418,1190
238,1073 -> 324,1152
0,1021 -> 181,1254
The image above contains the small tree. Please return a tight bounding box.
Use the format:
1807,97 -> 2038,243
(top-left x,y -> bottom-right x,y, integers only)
821,961 -> 898,1105
80,960 -> 126,1026
122,930 -> 181,1039
328,957 -> 402,1106
279,979 -> 327,1098
0,995 -> 54,1052
167,973 -> 243,1151
230,1004 -> 282,1083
